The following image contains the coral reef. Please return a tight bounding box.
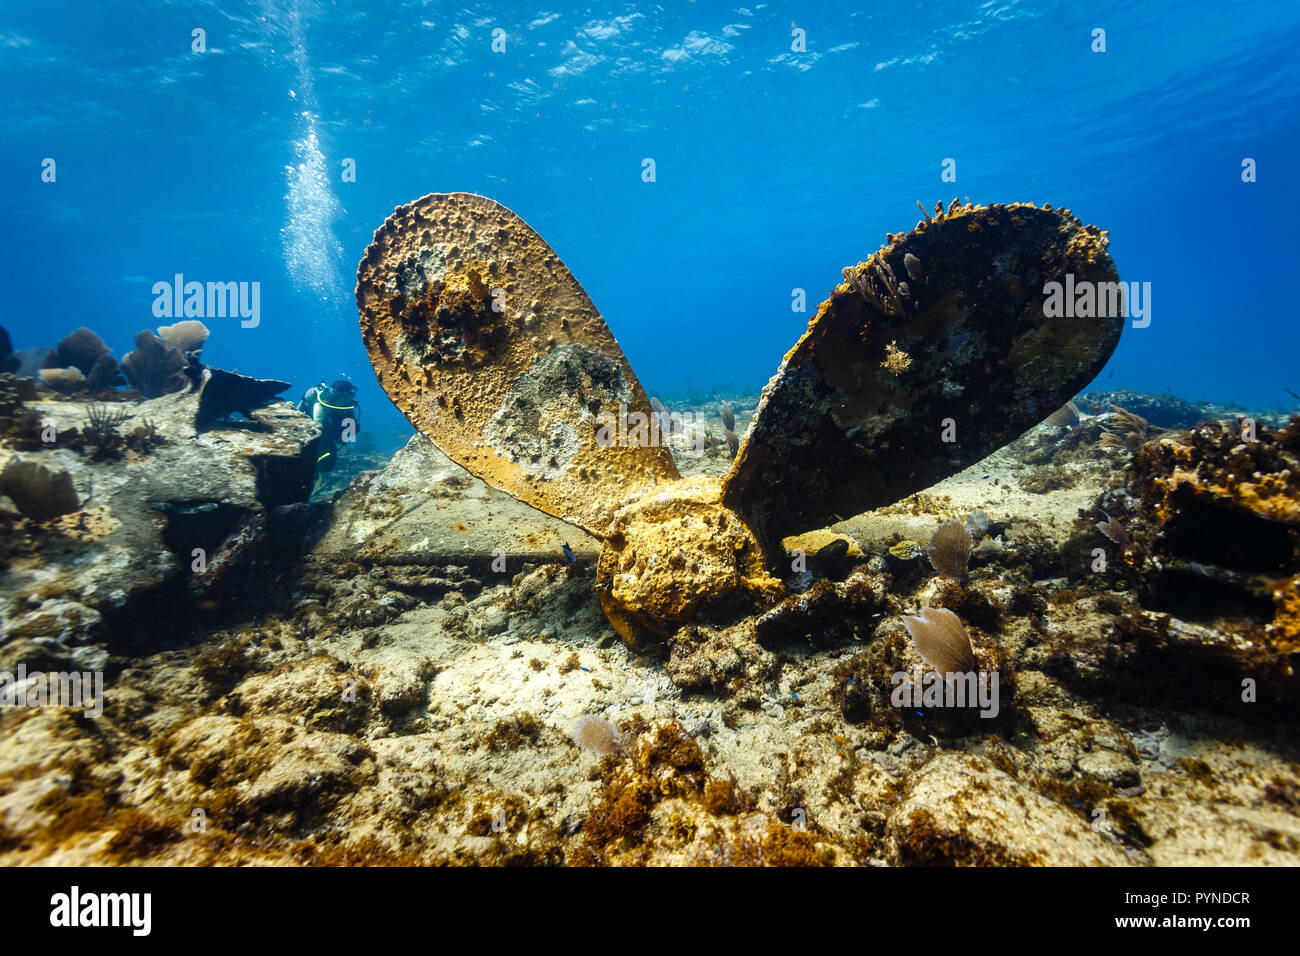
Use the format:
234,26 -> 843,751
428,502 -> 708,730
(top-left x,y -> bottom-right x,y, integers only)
1081,389 -> 1209,429
2,390 -> 1298,868
0,384 -> 320,673
1129,414 -> 1300,656
2,198 -> 1294,868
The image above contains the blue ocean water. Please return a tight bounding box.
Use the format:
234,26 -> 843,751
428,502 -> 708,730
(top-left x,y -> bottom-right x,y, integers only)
3,0 -> 1298,442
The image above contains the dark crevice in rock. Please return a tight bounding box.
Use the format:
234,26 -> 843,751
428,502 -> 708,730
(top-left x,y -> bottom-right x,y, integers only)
155,500 -> 251,568
1140,565 -> 1276,625
250,444 -> 318,509
1159,496 -> 1293,573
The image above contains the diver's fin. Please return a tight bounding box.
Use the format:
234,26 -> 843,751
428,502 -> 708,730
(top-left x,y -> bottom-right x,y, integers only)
722,201 -> 1122,550
356,193 -> 679,536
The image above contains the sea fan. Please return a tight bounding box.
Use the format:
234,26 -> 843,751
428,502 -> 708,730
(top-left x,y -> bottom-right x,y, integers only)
928,519 -> 972,578
1096,511 -> 1129,545
157,320 -> 210,357
1100,404 -> 1159,453
904,252 -> 922,280
572,715 -> 623,756
38,367 -> 86,394
901,606 -> 976,675
0,456 -> 80,521
46,327 -> 110,375
121,330 -> 187,398
85,354 -> 126,391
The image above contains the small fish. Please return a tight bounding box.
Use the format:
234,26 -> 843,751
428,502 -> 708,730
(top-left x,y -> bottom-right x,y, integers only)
724,428 -> 739,457
1044,400 -> 1080,427
649,396 -> 670,434
561,542 -> 577,564
720,399 -> 735,432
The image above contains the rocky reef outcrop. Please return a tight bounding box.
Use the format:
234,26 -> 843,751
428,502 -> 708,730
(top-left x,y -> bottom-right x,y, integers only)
0,390 -> 1297,867
0,358 -> 318,672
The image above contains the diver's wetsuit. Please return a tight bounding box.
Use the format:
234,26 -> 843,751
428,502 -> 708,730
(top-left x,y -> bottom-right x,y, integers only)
298,383 -> 361,482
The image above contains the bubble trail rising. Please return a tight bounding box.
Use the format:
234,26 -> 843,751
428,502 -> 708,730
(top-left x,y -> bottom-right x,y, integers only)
275,0 -> 344,305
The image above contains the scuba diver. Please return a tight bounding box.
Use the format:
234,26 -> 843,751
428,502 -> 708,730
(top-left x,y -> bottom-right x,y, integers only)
298,379 -> 361,492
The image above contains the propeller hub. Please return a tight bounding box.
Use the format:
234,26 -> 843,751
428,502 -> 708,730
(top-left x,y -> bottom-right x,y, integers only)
594,476 -> 782,650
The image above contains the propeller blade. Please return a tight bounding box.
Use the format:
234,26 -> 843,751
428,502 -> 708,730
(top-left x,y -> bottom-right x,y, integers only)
357,193 -> 678,536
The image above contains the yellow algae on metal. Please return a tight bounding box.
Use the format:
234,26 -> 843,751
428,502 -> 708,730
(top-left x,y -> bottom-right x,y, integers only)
594,476 -> 782,650
356,192 -> 679,536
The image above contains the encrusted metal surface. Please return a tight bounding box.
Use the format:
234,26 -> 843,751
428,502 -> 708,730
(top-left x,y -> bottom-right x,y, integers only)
722,201 -> 1123,548
357,193 -> 678,535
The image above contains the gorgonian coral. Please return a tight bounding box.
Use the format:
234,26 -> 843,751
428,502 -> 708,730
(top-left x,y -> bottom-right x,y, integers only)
928,519 -> 972,579
901,606 -> 976,675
